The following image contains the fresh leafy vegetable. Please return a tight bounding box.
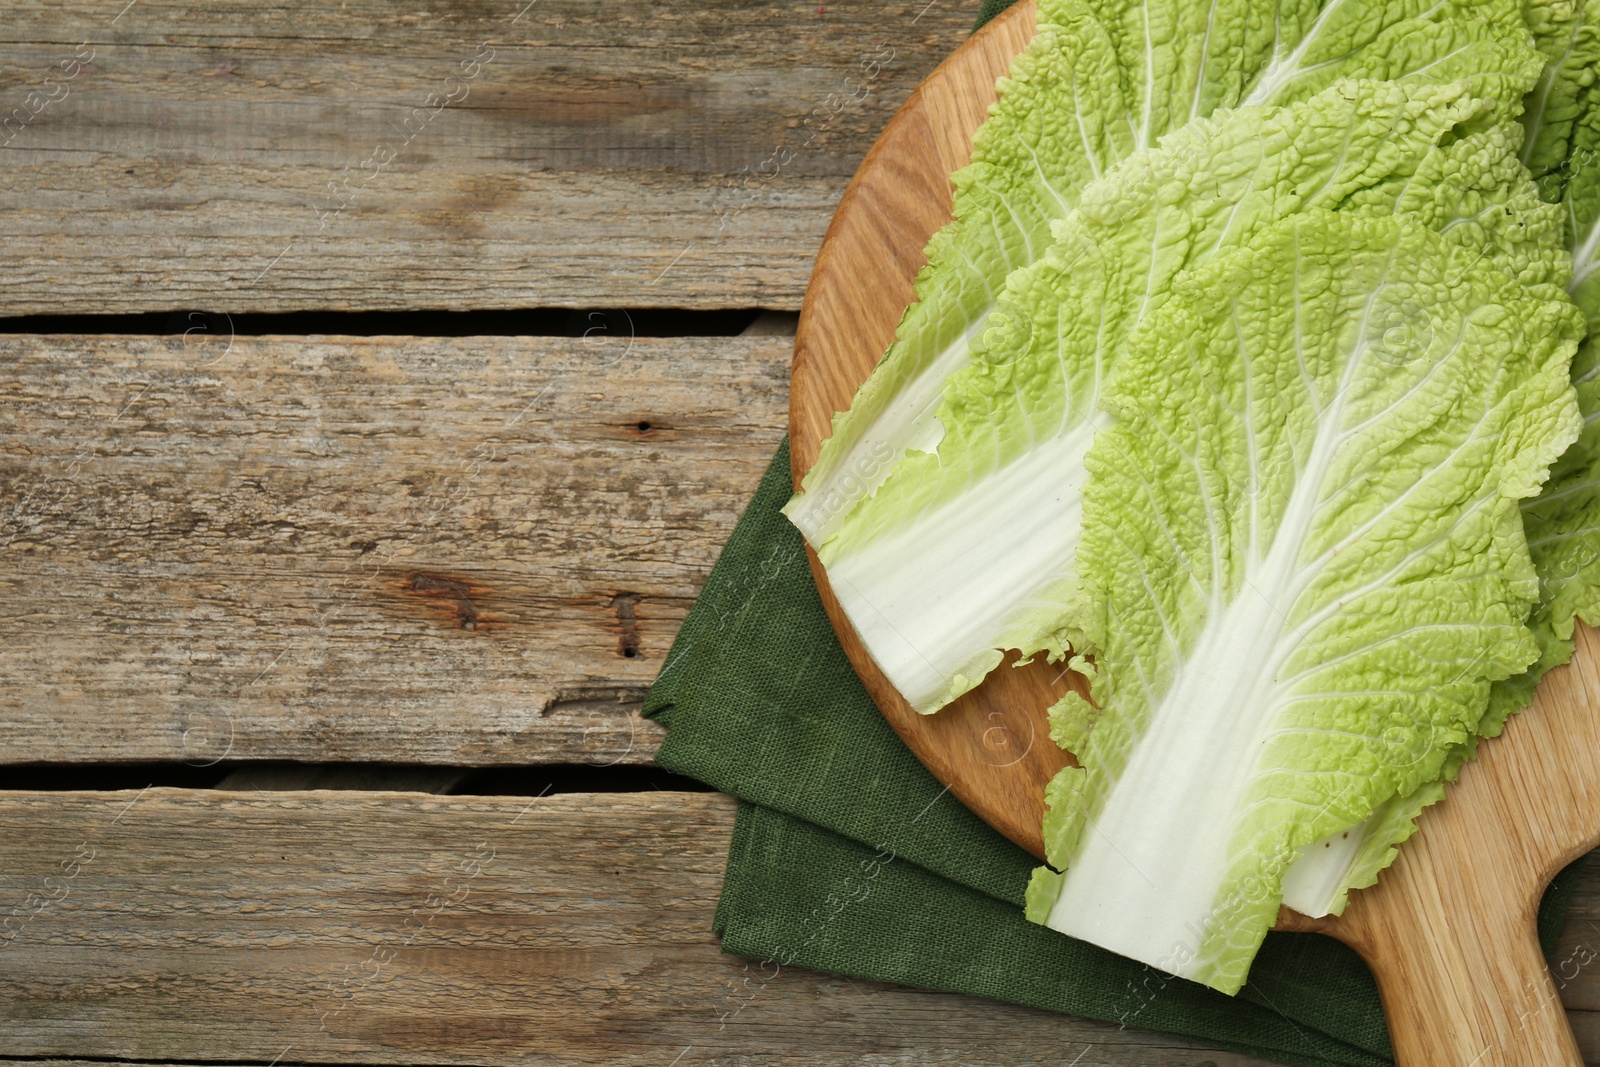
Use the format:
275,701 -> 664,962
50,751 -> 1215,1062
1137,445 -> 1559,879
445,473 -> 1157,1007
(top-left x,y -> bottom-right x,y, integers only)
1034,0 -> 1600,963
1520,0 -> 1600,186
817,81 -> 1526,713
1493,0 -> 1600,714
792,0 -> 1547,716
787,0 -> 1543,547
1026,209 -> 1584,993
1279,3 -> 1600,911
786,0 -> 1600,995
1239,0 -> 1544,113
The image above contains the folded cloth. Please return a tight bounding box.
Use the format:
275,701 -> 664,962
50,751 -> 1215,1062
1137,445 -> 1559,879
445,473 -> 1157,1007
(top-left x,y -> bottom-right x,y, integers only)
645,440 -> 1583,1067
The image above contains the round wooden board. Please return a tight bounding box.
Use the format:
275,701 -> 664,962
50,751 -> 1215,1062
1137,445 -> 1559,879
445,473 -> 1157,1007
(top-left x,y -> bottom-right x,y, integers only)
788,3 -> 1600,1061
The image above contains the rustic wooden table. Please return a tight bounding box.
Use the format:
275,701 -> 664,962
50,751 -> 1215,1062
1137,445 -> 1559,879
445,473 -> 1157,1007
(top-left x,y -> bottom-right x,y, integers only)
2,1 -> 1598,1064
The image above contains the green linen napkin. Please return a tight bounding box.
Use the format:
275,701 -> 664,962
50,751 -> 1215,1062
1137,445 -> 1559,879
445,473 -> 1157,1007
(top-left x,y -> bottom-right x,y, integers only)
645,440 -> 1585,1066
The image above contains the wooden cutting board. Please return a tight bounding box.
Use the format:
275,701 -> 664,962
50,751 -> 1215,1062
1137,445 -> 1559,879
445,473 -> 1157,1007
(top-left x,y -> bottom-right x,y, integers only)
788,3 -> 1600,1062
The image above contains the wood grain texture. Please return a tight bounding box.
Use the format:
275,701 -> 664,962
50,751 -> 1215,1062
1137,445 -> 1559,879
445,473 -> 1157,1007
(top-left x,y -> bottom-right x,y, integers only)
789,0 -> 1081,865
0,333 -> 787,764
0,788 -> 1290,1067
790,0 -> 1600,1061
0,0 -> 974,313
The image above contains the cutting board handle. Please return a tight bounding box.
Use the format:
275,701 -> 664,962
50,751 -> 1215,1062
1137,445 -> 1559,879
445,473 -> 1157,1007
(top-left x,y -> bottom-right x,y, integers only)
1321,629 -> 1600,1065
1320,767 -> 1588,1066
1341,894 -> 1580,1066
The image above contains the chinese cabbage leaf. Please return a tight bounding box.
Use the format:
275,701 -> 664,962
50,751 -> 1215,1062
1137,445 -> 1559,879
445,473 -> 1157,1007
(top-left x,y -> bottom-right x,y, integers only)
1025,209 -> 1583,994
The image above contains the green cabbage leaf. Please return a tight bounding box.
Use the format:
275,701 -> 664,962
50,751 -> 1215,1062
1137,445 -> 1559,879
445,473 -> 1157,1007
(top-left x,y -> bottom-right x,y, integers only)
792,0 -> 1547,715
816,78 -> 1551,714
787,0 -> 1543,547
1026,209 -> 1583,994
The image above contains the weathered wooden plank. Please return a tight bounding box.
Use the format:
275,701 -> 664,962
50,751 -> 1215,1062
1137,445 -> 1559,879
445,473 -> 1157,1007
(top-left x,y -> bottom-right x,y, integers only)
0,333 -> 787,764
0,788 -> 1291,1066
0,0 -> 972,313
